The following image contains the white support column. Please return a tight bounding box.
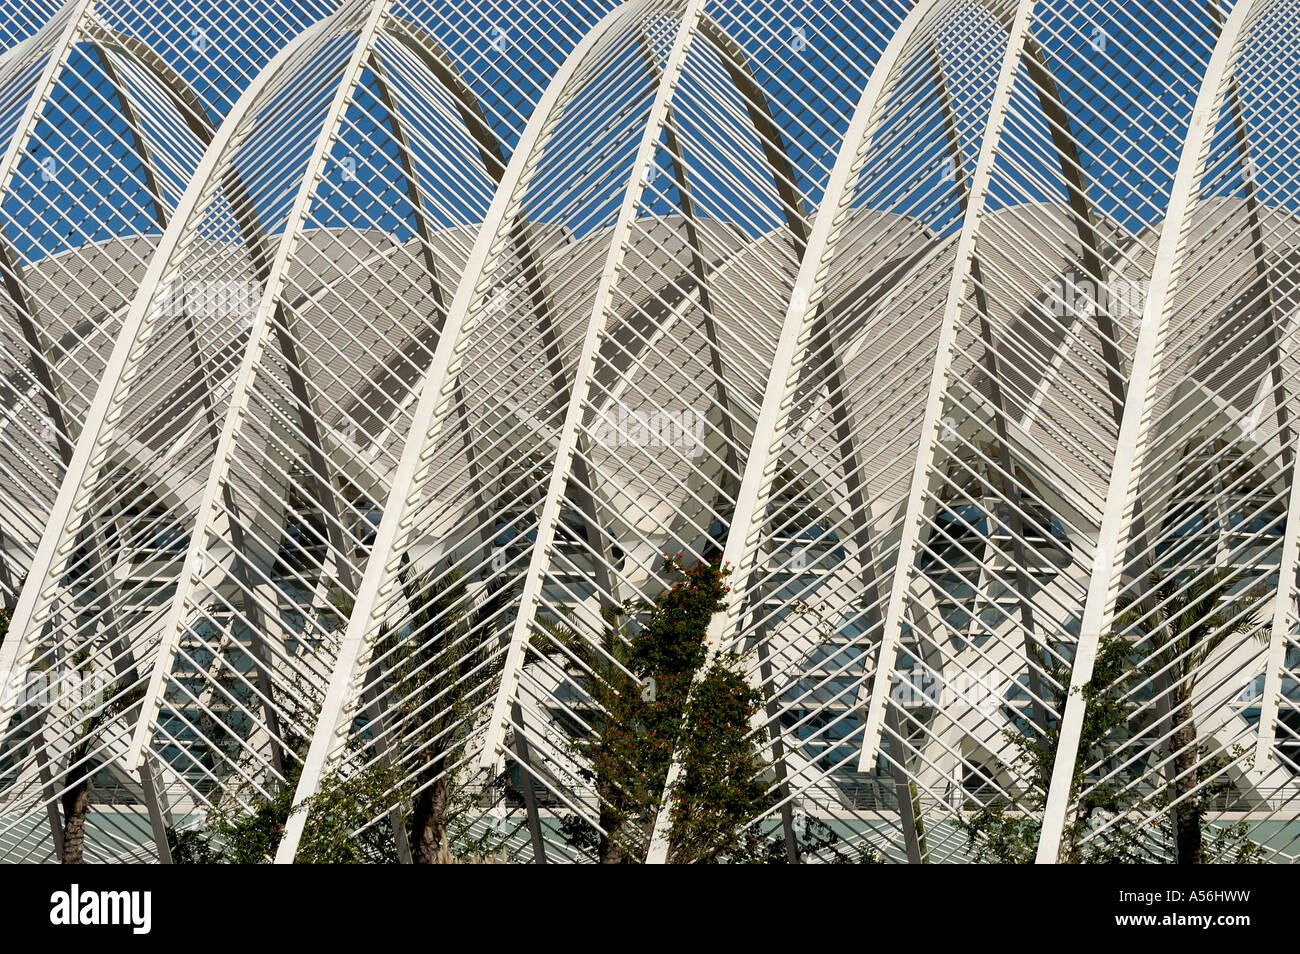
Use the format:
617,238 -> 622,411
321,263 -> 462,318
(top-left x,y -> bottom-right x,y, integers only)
855,0 -> 1038,776
123,0 -> 394,771
475,0 -> 707,776
271,0 -> 643,864
1035,0 -> 1259,864
0,1 -> 95,200
0,0 -> 97,681
643,0 -> 960,863
1257,420 -> 1300,766
0,16 -> 331,725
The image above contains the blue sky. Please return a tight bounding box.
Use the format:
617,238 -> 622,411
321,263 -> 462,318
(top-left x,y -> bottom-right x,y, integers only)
0,0 -> 1281,264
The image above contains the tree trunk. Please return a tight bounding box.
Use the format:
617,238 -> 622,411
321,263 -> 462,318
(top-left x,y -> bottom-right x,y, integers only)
1169,699 -> 1201,864
597,776 -> 626,864
61,777 -> 91,864
410,774 -> 451,863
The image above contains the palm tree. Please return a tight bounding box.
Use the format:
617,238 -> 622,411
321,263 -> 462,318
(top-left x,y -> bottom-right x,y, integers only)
1121,568 -> 1264,864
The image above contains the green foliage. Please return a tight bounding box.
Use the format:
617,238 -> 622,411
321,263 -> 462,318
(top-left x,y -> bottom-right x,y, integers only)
380,565 -> 518,861
174,563 -> 525,864
761,816 -> 883,864
571,556 -> 729,861
181,767 -> 299,864
165,825 -> 219,864
1203,819 -> 1269,864
560,556 -> 772,862
1194,744 -> 1267,864
957,632 -> 1143,863
214,789 -> 297,864
293,763 -> 404,864
1131,570 -> 1265,702
668,656 -> 767,863
171,760 -> 404,864
959,578 -> 1269,864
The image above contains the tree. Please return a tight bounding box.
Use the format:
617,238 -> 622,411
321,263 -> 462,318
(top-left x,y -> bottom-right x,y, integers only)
373,563 -> 518,862
202,771 -> 299,864
762,816 -> 882,864
959,574 -> 1268,864
57,669 -> 144,863
558,556 -> 772,863
293,762 -> 405,863
279,564 -> 519,863
168,758 -> 404,863
169,560 -> 537,863
959,632 -> 1150,863
665,656 -> 767,862
1127,569 -> 1264,864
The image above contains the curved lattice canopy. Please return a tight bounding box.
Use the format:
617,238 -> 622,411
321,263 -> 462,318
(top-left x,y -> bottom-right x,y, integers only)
0,0 -> 1298,864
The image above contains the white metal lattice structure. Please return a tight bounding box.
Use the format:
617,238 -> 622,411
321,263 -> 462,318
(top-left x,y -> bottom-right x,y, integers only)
2,0 -> 1300,864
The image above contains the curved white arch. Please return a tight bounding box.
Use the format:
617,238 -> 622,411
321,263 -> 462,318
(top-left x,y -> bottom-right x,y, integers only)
0,8 -> 332,765
1035,0 -> 1264,864
119,0 -> 396,779
473,0 -> 710,779
271,0 -> 648,864
640,0 -> 1022,863
853,0 -> 1039,778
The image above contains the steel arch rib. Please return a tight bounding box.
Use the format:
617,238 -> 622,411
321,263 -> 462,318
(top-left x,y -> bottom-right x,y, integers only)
1203,2 -> 1299,772
853,0 -> 1037,777
0,6 -> 325,710
0,2 -> 95,201
917,6 -> 1132,736
472,0 -> 710,781
85,16 -> 389,795
0,14 -> 236,859
121,12 -> 524,776
923,28 -> 1055,759
571,11 -> 823,488
640,0 -> 981,863
0,1 -> 97,589
118,0 -> 396,777
1035,0 -> 1261,864
0,9 -> 330,859
0,13 -> 233,647
0,12 -> 331,737
271,0 -> 645,864
1259,312 -> 1300,769
490,7 -> 881,860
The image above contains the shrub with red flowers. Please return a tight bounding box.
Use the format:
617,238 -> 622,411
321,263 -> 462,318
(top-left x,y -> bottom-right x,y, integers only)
666,657 -> 767,863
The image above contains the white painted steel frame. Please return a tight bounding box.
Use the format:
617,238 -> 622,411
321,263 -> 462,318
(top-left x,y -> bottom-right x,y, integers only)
855,0 -> 1038,776
5,0 -> 1300,865
642,0 -> 996,863
272,0 -> 646,863
474,0 -> 707,776
0,9 -> 335,724
122,0 -> 395,774
1035,0 -> 1263,863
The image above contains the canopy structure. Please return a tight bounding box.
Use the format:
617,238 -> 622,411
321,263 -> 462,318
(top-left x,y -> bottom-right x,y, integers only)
0,0 -> 1298,863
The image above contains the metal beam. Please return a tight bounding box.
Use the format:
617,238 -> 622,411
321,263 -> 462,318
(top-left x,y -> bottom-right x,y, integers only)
642,0 -> 977,863
856,0 -> 1037,777
0,13 -> 332,809
1035,0 -> 1259,863
271,0 -> 643,864
474,0 -> 707,776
